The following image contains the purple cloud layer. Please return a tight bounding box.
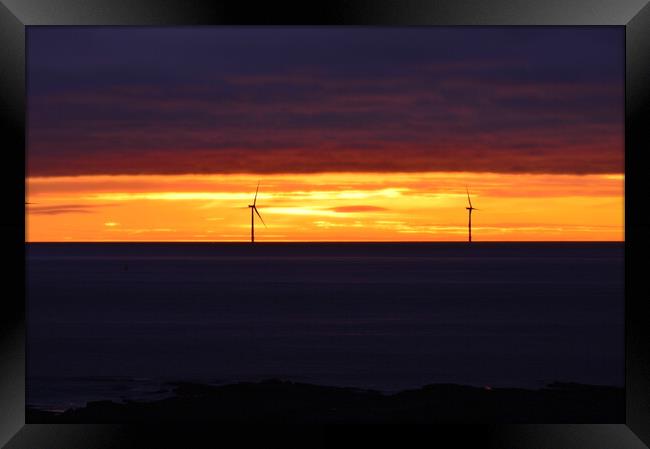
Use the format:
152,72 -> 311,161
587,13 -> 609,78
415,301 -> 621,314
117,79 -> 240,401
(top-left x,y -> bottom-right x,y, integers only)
27,27 -> 624,176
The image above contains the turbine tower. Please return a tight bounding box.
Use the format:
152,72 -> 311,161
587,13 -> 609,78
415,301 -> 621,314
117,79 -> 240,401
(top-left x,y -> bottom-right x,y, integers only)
248,182 -> 267,243
465,187 -> 478,243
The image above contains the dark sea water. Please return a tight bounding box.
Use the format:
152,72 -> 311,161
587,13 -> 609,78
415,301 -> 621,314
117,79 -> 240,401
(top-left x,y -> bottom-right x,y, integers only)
26,242 -> 624,411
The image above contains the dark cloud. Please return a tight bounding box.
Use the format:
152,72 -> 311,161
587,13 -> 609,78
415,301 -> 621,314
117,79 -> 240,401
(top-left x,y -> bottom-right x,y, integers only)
29,205 -> 95,215
27,27 -> 624,176
28,203 -> 116,215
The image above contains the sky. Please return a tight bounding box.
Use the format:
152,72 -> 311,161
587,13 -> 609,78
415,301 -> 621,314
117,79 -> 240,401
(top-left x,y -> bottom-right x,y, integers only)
26,27 -> 624,242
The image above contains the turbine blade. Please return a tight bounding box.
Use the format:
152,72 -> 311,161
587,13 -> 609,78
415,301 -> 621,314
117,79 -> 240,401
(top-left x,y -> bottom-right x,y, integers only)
466,186 -> 472,209
254,207 -> 267,228
253,181 -> 260,206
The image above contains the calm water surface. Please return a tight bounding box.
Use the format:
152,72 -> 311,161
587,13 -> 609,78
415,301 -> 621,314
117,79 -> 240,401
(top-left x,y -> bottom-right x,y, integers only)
27,242 -> 624,410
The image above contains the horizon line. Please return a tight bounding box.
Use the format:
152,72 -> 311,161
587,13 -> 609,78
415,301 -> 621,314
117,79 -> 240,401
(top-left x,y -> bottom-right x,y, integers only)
25,240 -> 625,244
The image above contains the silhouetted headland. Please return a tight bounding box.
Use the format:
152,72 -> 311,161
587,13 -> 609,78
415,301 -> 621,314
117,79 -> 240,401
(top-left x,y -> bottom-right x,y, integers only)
27,379 -> 623,423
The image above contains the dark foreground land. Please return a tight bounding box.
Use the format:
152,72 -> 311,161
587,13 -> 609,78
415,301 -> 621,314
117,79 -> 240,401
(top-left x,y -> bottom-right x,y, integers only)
27,379 -> 623,423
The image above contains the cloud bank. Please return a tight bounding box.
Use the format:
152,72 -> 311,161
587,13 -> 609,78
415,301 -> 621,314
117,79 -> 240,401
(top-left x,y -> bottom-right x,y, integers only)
27,27 -> 624,176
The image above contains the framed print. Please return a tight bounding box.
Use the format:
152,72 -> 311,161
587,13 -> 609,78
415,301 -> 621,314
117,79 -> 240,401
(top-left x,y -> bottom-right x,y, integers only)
1,0 -> 649,447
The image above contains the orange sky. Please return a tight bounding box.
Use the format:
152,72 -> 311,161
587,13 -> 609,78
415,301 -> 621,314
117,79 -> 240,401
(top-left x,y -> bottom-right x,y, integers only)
26,171 -> 624,242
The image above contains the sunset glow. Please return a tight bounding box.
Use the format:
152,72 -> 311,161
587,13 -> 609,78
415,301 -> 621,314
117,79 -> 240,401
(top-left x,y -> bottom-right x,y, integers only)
27,27 -> 624,242
26,172 -> 623,241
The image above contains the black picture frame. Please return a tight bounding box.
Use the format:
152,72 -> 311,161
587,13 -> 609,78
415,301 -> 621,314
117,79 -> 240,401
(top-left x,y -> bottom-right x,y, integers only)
2,1 -> 649,447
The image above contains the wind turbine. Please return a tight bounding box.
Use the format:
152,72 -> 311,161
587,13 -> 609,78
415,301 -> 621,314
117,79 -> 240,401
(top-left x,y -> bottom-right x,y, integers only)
248,182 -> 267,243
465,187 -> 478,243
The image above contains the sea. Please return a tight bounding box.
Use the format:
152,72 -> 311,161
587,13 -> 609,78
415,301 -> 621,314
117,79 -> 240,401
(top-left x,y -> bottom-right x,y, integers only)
26,242 -> 624,412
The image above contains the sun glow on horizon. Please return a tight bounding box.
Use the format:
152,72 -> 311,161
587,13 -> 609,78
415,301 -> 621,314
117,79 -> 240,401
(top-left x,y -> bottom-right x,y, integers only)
26,171 -> 624,242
